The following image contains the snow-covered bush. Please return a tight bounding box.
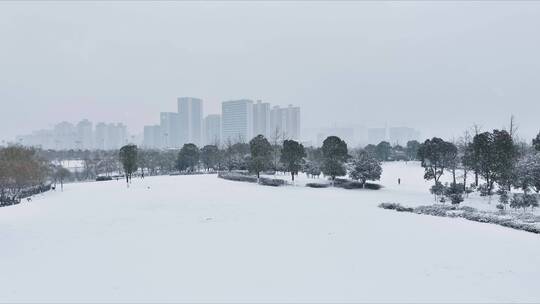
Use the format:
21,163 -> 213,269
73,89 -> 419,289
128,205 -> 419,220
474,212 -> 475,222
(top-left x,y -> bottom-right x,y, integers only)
378,203 -> 414,212
380,202 -> 540,234
258,177 -> 286,187
306,183 -> 329,188
364,183 -> 383,190
217,172 -> 258,183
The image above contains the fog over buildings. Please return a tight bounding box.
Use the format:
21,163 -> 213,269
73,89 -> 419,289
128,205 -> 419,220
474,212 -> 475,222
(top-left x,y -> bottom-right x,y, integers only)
1,2 -> 540,146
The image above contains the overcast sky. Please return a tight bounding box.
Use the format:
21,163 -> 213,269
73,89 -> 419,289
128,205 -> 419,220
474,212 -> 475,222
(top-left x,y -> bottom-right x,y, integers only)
1,1 -> 539,143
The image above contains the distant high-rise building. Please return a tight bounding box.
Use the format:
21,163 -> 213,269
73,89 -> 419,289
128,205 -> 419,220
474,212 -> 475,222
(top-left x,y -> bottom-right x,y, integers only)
222,100 -> 254,143
389,127 -> 421,146
76,119 -> 93,150
143,125 -> 162,149
95,123 -> 107,150
285,105 -> 300,140
317,127 -> 355,147
270,106 -> 285,137
160,112 -> 181,148
253,100 -> 270,138
177,97 -> 203,146
204,114 -> 221,146
54,121 -> 76,150
368,128 -> 387,145
106,123 -> 127,150
269,105 -> 301,140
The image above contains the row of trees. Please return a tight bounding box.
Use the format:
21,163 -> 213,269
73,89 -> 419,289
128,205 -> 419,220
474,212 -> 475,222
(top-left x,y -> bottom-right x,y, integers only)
0,146 -> 74,203
417,127 -> 540,211
114,133 -> 383,188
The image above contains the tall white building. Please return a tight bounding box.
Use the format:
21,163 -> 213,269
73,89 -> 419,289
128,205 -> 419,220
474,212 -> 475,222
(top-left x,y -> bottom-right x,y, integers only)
204,114 -> 221,146
253,100 -> 270,138
222,100 -> 253,143
285,105 -> 300,140
76,119 -> 93,150
389,127 -> 421,146
143,125 -> 162,149
95,123 -> 107,150
368,128 -> 387,145
160,112 -> 181,148
106,123 -> 127,150
54,122 -> 76,150
177,97 -> 203,146
269,105 -> 301,140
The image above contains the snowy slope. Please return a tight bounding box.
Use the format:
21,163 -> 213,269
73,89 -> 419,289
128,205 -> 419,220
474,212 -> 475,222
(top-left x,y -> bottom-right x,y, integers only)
1,162 -> 539,303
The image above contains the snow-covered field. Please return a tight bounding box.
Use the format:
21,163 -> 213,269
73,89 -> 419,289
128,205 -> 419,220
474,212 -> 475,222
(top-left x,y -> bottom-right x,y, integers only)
1,162 -> 539,303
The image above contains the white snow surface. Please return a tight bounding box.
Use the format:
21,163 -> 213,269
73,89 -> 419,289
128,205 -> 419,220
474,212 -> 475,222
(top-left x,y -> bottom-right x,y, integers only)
1,162 -> 539,303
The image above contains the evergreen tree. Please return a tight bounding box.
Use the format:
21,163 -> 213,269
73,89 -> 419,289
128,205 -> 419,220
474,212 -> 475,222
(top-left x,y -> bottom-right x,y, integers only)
417,137 -> 457,186
321,136 -> 348,183
533,131 -> 540,152
406,140 -> 421,161
492,130 -> 517,190
375,141 -> 392,161
348,150 -> 382,187
177,143 -> 200,172
249,135 -> 272,178
200,145 -> 219,171
119,144 -> 138,186
280,140 -> 306,181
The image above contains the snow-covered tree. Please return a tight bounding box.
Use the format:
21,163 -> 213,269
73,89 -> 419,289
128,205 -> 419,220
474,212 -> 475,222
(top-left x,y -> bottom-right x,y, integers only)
348,150 -> 382,187
280,140 -> 306,181
417,137 -> 457,186
119,144 -> 138,186
177,143 -> 200,172
321,136 -> 348,183
249,135 -> 272,178
200,145 -> 219,171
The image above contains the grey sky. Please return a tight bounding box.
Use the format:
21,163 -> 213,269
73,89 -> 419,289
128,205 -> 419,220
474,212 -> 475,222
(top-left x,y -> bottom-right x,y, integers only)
1,1 -> 539,143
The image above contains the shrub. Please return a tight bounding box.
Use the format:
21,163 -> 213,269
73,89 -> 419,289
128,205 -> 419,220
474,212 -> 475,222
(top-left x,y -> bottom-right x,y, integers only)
96,176 -> 113,181
378,202 -> 414,212
306,183 -> 329,188
259,177 -> 286,187
217,172 -> 258,183
364,183 -> 383,190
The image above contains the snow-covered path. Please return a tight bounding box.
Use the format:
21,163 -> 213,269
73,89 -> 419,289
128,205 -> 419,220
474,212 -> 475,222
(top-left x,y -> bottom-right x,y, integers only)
1,163 -> 539,303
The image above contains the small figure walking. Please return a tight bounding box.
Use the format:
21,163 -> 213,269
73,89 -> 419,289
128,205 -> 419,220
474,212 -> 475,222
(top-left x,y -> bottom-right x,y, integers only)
398,178 -> 401,185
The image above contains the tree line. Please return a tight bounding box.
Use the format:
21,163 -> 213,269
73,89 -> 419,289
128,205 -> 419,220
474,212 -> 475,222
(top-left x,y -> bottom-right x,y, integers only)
417,127 -> 540,212
114,134 -> 384,188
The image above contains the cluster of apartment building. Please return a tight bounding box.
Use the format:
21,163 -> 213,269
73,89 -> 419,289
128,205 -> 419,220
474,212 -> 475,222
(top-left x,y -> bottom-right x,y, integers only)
15,120 -> 129,150
143,98 -> 301,149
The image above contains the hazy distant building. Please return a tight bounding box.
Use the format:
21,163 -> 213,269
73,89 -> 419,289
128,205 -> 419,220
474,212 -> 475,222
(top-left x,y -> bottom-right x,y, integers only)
76,119 -> 93,150
389,127 -> 421,146
106,123 -> 127,150
222,100 -> 253,143
54,122 -> 76,150
204,114 -> 221,146
94,123 -> 107,150
285,105 -> 300,140
160,112 -> 181,148
177,97 -> 203,146
143,125 -> 162,149
253,100 -> 270,138
270,106 -> 285,137
269,105 -> 301,140
317,127 -> 355,147
368,128 -> 387,145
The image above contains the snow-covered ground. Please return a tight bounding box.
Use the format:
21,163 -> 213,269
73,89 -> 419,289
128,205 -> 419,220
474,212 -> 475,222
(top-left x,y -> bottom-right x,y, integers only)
1,162 -> 539,303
